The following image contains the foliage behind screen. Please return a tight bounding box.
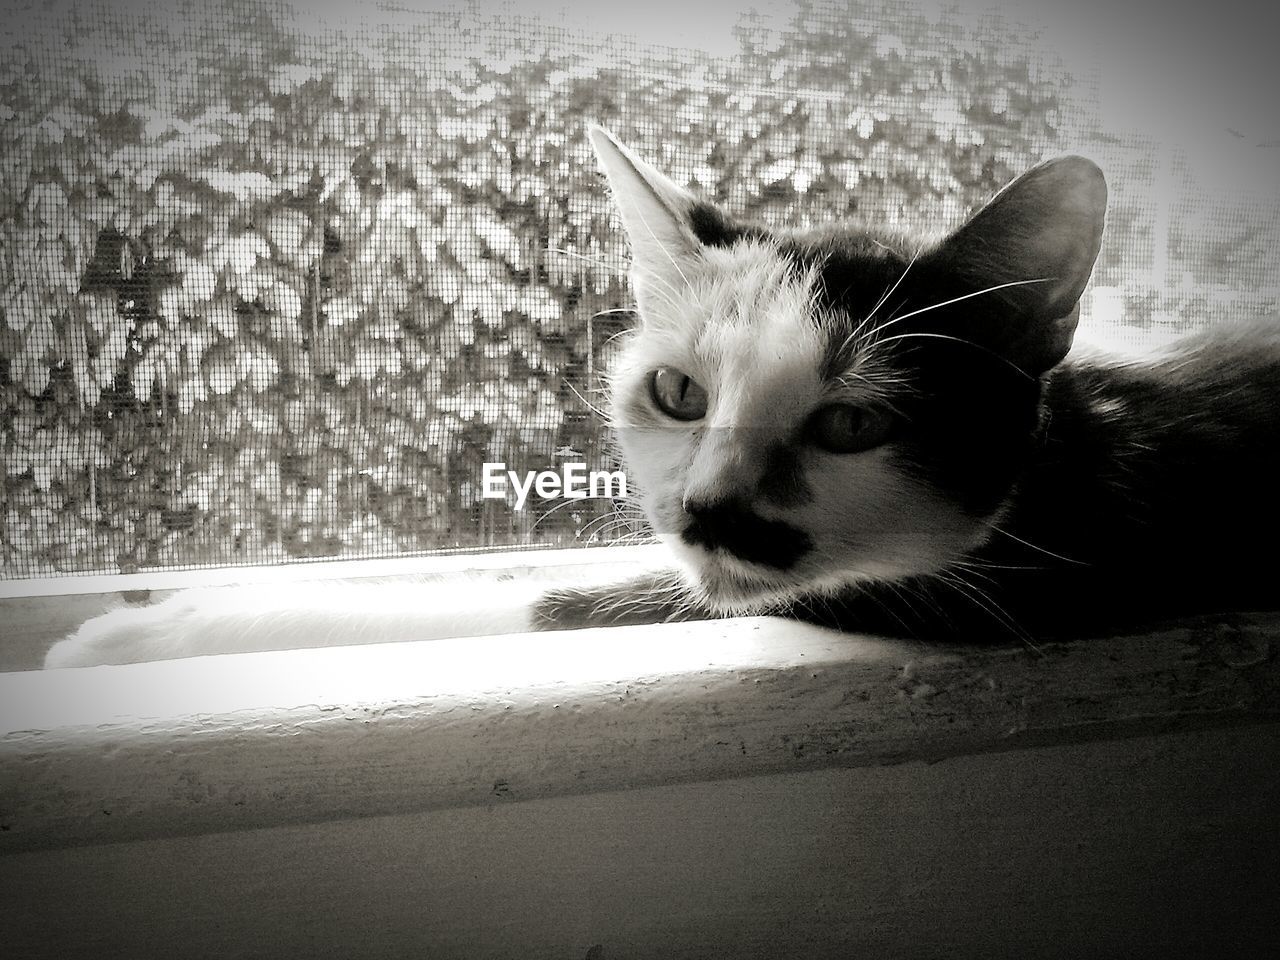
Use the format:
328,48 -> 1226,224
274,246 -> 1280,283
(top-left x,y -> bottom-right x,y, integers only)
1,0 -> 1275,577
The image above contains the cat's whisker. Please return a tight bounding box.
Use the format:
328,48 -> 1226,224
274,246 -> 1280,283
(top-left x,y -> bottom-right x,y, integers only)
577,507 -> 627,532
545,246 -> 615,271
873,331 -> 1036,381
888,277 -> 1051,325
580,520 -> 632,542
947,559 -> 1004,585
630,262 -> 684,304
833,371 -> 878,390
528,494 -> 618,536
857,579 -> 917,635
857,308 -> 914,349
863,246 -> 923,331
593,326 -> 637,355
867,237 -> 902,256
806,581 -> 844,626
607,530 -> 658,548
527,499 -> 586,536
627,265 -> 695,325
988,525 -> 1088,567
878,577 -> 929,628
933,569 -> 1042,653
632,207 -> 692,289
952,556 -> 1048,575
577,510 -> 639,540
595,515 -> 645,537
591,227 -> 688,324
832,244 -> 926,361
831,365 -> 915,404
563,379 -> 612,423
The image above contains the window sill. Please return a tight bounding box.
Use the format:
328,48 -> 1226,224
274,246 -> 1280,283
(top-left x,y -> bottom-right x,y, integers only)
2,610 -> 1277,854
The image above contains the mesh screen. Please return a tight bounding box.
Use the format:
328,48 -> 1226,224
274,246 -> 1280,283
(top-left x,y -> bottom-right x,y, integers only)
3,0 -> 1278,579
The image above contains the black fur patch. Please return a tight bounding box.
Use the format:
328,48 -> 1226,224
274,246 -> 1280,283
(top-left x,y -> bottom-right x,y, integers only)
680,499 -> 812,569
688,201 -> 753,248
771,224 -> 1044,517
687,204 -> 1048,522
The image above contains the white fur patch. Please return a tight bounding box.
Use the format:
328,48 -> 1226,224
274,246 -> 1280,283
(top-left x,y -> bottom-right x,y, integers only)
617,240 -> 824,418
613,239 -> 825,506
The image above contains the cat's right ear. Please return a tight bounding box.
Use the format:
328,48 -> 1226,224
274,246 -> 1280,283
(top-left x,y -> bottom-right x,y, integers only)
926,156 -> 1107,376
588,125 -> 702,295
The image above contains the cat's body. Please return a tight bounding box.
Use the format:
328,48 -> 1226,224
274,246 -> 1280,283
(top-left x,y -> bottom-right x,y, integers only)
45,128 -> 1280,668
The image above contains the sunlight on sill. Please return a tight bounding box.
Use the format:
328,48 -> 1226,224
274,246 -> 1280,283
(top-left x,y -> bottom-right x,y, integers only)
0,543 -> 669,599
0,544 -> 669,672
6,616 -> 888,730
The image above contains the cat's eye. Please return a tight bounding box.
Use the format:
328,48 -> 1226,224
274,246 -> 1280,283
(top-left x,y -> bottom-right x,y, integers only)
649,367 -> 708,421
807,404 -> 894,454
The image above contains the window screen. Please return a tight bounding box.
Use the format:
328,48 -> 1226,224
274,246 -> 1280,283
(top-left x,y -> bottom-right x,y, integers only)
3,0 -> 1277,579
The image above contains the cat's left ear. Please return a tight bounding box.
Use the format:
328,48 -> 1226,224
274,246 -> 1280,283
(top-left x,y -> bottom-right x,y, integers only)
588,125 -> 703,293
929,156 -> 1107,375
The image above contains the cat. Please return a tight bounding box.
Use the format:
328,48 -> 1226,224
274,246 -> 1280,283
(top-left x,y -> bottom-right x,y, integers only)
44,126 -> 1280,668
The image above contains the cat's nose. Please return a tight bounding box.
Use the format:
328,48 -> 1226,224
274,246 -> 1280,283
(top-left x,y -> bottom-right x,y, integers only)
683,494 -> 736,516
680,497 -> 811,570
682,497 -> 751,556
683,497 -> 746,534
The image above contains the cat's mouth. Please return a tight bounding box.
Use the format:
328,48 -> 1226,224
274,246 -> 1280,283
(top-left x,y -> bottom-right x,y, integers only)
685,548 -> 807,613
661,536 -> 810,613
660,502 -> 815,611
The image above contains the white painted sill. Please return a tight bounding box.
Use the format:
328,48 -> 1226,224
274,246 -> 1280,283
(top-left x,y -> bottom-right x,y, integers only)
2,589 -> 1277,855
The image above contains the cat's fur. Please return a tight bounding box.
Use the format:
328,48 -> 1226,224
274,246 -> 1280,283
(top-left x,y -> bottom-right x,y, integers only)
45,127 -> 1280,667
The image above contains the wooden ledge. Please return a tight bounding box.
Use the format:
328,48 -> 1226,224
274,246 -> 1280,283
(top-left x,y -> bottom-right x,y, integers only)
2,613 -> 1278,854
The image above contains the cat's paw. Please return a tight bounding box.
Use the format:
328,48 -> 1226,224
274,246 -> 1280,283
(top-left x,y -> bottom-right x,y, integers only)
532,570 -> 703,630
44,596 -> 201,669
531,585 -> 615,630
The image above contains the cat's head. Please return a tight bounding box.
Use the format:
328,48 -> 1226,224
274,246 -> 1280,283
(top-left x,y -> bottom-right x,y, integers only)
589,126 -> 1106,613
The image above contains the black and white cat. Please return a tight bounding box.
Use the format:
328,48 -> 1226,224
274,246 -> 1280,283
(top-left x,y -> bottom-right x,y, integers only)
45,127 -> 1280,667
